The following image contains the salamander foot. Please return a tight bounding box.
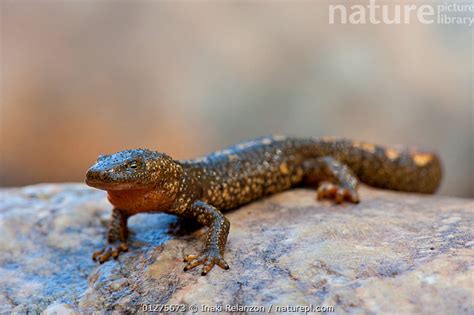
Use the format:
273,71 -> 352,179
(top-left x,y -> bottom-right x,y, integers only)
92,242 -> 128,263
317,181 -> 359,204
183,249 -> 229,275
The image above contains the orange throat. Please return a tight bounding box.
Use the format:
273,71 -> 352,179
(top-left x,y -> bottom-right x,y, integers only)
107,188 -> 175,214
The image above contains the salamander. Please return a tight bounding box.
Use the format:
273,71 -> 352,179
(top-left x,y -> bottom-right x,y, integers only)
85,135 -> 442,275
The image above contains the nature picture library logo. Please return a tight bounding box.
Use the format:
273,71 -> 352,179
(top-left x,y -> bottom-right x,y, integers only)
328,0 -> 474,25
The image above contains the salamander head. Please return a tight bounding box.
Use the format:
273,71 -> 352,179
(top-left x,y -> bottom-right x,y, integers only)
86,149 -> 182,191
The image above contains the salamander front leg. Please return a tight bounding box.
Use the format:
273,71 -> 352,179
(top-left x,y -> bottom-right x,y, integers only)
304,156 -> 360,204
93,208 -> 129,263
183,201 -> 230,275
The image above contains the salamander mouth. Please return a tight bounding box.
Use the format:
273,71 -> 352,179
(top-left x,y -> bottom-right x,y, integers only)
85,168 -> 148,191
84,177 -> 141,191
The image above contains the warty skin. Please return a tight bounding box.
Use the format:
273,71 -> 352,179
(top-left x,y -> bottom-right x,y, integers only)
86,135 -> 442,275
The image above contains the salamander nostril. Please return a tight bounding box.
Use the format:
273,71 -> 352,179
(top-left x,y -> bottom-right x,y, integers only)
86,170 -> 94,180
86,168 -> 102,180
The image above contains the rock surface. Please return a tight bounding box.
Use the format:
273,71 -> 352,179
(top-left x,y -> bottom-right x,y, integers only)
0,184 -> 472,314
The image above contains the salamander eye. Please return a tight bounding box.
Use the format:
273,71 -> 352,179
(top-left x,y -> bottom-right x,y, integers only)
128,160 -> 139,169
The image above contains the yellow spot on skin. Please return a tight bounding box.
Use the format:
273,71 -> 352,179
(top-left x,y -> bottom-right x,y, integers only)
279,163 -> 289,175
413,153 -> 433,167
352,141 -> 375,153
228,154 -> 239,161
361,143 -> 376,153
386,148 -> 399,160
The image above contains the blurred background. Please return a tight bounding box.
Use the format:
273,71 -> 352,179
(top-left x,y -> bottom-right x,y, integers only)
0,1 -> 472,197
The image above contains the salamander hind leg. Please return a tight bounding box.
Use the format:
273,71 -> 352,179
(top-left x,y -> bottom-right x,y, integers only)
304,156 -> 360,204
182,201 -> 230,275
93,208 -> 129,263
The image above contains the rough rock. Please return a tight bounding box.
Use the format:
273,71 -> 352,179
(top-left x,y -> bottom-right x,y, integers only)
0,184 -> 472,314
